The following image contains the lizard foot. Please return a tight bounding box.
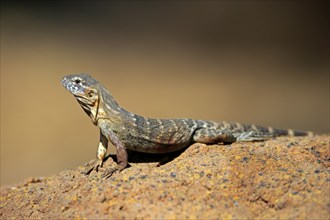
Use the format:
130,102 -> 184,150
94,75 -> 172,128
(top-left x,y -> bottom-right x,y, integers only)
100,167 -> 118,179
81,159 -> 103,175
101,165 -> 126,179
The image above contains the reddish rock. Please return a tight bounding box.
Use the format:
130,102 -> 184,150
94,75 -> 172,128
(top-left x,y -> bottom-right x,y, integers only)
1,136 -> 329,219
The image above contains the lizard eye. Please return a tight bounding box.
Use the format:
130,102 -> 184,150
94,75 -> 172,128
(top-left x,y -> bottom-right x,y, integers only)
74,79 -> 82,84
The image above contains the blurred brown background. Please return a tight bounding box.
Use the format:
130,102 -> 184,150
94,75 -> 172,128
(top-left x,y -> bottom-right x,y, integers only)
1,1 -> 329,186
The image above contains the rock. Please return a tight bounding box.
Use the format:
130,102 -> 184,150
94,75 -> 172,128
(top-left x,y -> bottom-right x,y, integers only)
1,136 -> 329,219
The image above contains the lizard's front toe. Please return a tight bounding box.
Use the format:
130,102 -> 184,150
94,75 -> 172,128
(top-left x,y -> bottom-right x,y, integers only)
81,159 -> 103,175
100,167 -> 118,179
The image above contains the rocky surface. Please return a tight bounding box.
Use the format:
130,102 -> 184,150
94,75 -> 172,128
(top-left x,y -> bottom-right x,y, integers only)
1,135 -> 329,219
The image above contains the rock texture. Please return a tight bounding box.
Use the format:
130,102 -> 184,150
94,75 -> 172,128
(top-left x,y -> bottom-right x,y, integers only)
1,136 -> 329,219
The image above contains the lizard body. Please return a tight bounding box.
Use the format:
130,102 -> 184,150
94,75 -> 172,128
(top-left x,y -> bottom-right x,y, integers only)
62,74 -> 312,178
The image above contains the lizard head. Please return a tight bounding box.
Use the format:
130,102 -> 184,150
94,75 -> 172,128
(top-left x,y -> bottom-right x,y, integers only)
62,74 -> 100,124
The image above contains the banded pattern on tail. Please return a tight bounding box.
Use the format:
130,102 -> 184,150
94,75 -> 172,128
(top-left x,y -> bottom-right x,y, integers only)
214,121 -> 313,138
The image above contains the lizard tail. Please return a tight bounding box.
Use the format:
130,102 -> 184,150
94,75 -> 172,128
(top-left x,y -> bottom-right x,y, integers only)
215,122 -> 313,138
271,128 -> 314,137
236,123 -> 314,137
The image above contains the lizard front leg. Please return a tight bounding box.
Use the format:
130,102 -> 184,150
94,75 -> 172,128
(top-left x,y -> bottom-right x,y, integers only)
100,129 -> 128,179
82,130 -> 108,175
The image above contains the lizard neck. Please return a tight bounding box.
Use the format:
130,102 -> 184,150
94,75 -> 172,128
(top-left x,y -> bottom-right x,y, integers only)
77,94 -> 99,125
94,85 -> 127,126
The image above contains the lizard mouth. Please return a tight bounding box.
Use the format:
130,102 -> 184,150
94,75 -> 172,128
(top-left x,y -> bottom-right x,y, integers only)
61,76 -> 100,125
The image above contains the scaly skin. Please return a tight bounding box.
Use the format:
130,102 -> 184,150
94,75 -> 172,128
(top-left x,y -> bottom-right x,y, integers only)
61,73 -> 313,178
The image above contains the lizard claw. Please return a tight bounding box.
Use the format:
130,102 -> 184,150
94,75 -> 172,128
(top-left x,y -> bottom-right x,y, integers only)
101,164 -> 127,179
100,167 -> 118,179
81,159 -> 103,175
